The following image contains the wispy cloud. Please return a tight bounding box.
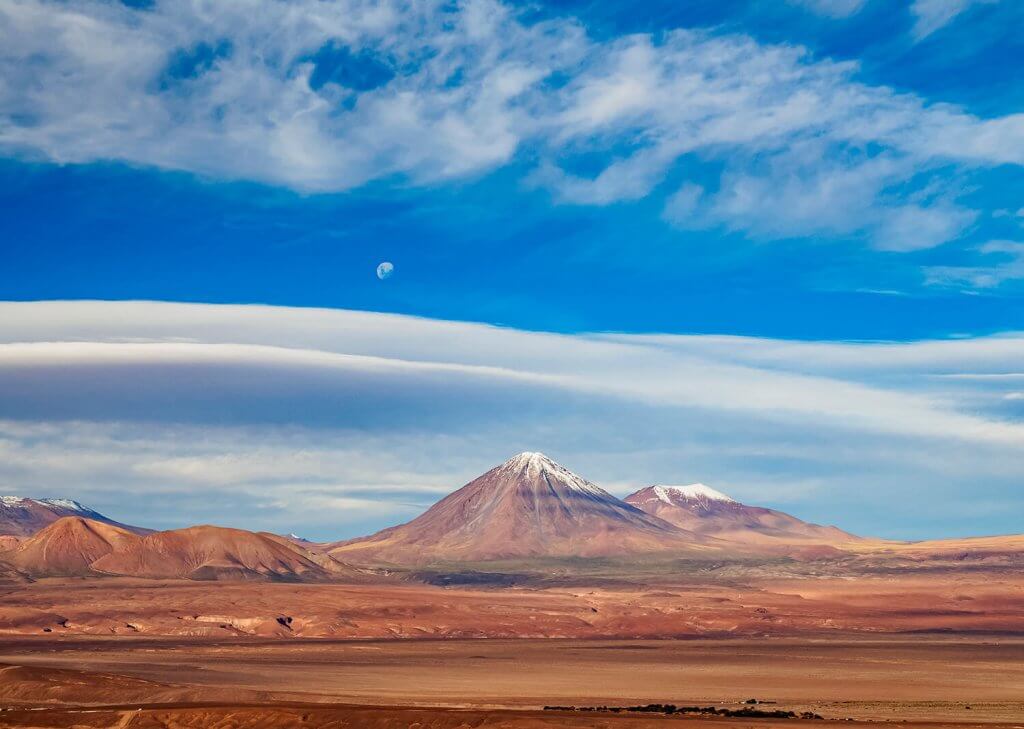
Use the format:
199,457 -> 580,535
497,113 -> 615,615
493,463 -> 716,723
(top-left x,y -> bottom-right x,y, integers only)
924,240 -> 1024,288
0,0 -> 1020,251
910,0 -> 999,40
0,301 -> 1022,539
789,0 -> 869,19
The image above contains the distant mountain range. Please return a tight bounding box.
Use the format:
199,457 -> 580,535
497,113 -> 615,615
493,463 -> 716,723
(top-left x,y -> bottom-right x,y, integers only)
328,453 -> 858,565
1,452 -> 1019,581
0,496 -> 150,537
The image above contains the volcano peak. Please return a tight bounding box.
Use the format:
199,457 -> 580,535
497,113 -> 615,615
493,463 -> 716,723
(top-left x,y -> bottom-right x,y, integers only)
497,452 -> 608,498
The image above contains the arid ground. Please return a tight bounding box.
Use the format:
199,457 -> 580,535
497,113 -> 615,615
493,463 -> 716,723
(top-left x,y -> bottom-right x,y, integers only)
0,636 -> 1022,727
2,559 -> 1023,639
1,567 -> 1023,728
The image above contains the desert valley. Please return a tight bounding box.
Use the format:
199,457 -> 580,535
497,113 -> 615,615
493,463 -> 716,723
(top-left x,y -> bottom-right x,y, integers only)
0,453 -> 1021,728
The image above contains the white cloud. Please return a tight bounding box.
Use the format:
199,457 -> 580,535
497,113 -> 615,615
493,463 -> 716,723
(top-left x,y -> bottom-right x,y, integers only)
790,0 -> 869,18
875,201 -> 979,251
0,0 -> 1020,249
0,301 -> 1023,539
910,0 -> 999,40
662,144 -> 977,248
661,182 -> 705,225
924,240 -> 1024,288
0,0 -> 581,190
2,300 -> 1024,445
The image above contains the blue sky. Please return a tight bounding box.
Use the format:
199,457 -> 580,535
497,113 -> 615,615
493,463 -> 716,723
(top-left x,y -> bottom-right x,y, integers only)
2,0 -> 1024,339
0,0 -> 1022,539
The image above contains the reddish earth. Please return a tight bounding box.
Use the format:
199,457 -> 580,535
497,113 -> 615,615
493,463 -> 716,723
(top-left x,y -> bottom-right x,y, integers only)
6,704 -> 1022,729
0,663 -> 275,706
1,703 -> 1020,729
0,562 -> 1021,638
0,518 -> 371,582
2,518 -> 140,576
0,636 -> 1021,726
89,524 -> 365,582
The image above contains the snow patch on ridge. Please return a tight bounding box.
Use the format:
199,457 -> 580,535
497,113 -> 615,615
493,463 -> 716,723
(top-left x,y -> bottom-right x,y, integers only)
652,484 -> 735,504
1,496 -> 92,512
37,498 -> 90,512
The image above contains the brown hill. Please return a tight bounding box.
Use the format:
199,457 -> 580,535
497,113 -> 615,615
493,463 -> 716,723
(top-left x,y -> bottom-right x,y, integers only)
1,517 -> 140,576
625,484 -> 859,545
331,452 -> 718,565
0,518 -> 370,582
0,496 -> 149,537
91,525 -> 359,582
846,533 -> 1024,567
258,531 -> 374,580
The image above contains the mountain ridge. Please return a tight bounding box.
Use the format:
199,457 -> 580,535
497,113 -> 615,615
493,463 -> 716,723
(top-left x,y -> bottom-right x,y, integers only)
0,496 -> 149,537
0,517 -> 371,582
625,484 -> 859,545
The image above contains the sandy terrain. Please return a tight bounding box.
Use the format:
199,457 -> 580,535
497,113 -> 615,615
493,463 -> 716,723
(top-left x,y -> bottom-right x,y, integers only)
0,637 -> 1022,726
3,703 -> 1023,729
1,565 -> 1022,639
0,558 -> 1021,728
7,703 -> 1024,729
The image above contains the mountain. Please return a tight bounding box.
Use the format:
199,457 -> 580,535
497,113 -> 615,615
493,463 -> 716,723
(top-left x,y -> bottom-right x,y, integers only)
0,496 -> 149,537
90,525 -> 357,581
330,452 -> 717,564
1,517 -> 141,576
625,484 -> 858,545
0,517 -> 369,582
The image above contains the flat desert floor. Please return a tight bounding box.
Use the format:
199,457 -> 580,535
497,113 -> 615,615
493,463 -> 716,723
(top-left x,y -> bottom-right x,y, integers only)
2,568 -> 1023,639
2,704 -> 1022,729
1,636 -> 1023,727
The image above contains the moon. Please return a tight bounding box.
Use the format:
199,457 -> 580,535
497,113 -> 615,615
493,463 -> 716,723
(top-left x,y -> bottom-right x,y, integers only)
376,261 -> 394,280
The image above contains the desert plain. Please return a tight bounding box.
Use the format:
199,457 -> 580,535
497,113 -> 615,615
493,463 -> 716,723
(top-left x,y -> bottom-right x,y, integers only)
1,562 -> 1023,728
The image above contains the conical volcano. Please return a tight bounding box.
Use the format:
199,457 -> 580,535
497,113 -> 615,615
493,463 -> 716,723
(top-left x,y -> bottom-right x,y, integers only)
331,452 -> 712,564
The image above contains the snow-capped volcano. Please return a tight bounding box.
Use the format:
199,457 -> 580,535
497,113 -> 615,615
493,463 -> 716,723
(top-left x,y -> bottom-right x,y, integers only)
331,452 -> 713,563
626,484 -> 858,545
0,496 -> 148,537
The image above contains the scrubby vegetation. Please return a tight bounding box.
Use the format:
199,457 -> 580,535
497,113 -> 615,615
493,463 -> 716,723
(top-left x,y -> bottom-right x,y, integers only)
542,703 -> 824,719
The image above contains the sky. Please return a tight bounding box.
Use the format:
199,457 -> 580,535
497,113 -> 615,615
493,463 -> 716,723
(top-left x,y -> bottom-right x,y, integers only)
0,0 -> 1022,540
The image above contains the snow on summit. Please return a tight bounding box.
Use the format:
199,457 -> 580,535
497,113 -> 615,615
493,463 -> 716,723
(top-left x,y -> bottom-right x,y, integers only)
498,452 -> 610,498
